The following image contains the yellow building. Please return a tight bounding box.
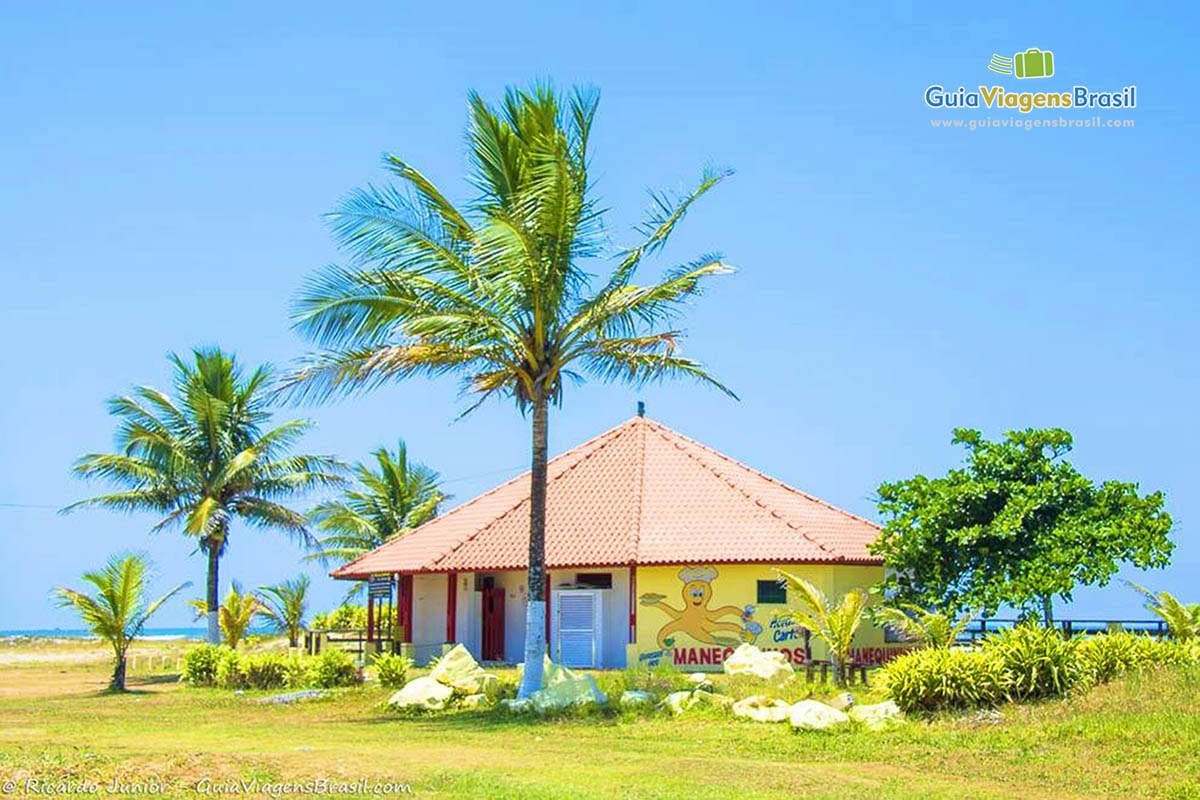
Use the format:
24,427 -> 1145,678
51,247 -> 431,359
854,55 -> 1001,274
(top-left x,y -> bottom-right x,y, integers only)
335,414 -> 908,670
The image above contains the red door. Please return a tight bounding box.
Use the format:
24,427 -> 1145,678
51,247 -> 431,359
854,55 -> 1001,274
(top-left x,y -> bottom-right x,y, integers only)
481,587 -> 505,661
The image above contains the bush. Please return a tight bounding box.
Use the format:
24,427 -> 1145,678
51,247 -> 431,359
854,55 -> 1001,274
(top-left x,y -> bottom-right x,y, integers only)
215,648 -> 248,689
883,647 -> 1010,713
310,605 -> 368,631
307,648 -> 362,688
982,625 -> 1085,701
373,653 -> 412,690
243,652 -> 307,690
600,664 -> 696,700
181,643 -> 226,687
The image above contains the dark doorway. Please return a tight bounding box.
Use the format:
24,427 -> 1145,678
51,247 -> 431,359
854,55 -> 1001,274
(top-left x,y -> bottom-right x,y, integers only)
481,580 -> 505,661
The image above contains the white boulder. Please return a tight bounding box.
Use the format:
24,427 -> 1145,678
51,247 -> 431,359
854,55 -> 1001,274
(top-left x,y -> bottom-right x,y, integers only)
788,699 -> 850,731
389,676 -> 454,711
722,643 -> 795,684
731,695 -> 792,723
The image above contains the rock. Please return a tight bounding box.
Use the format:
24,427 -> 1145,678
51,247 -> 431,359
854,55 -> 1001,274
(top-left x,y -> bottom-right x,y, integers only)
460,693 -> 490,710
848,701 -> 902,730
389,676 -> 454,711
827,692 -> 855,711
429,644 -> 487,694
664,689 -> 733,715
619,690 -> 654,709
731,695 -> 792,723
722,643 -> 795,684
257,689 -> 328,705
500,698 -> 532,713
526,660 -> 608,712
788,699 -> 850,731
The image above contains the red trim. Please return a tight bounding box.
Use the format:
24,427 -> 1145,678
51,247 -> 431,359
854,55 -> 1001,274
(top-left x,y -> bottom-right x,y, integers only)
366,594 -> 375,643
333,557 -> 883,580
629,564 -> 637,644
399,574 -> 414,644
446,572 -> 457,643
544,573 -> 551,645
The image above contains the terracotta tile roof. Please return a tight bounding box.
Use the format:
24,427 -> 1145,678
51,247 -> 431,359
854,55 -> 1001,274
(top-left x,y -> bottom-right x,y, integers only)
332,416 -> 882,578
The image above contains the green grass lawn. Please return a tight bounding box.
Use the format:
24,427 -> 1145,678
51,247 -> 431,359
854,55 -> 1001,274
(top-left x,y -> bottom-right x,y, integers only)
1,641 -> 1198,799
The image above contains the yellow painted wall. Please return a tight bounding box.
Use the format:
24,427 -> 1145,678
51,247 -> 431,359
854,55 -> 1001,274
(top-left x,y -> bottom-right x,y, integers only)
632,563 -> 908,671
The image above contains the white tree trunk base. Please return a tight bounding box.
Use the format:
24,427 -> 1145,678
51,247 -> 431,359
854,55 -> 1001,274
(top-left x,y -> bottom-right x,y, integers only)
516,599 -> 547,699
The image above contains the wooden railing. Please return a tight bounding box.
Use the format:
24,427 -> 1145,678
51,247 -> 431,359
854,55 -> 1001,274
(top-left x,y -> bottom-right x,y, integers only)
955,618 -> 1168,644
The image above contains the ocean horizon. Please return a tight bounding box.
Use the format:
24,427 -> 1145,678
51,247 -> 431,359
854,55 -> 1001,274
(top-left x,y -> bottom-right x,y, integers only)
1,627 -> 211,640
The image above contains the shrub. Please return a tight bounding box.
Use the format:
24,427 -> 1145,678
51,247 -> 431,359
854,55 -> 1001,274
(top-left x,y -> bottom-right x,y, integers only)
215,648 -> 248,689
373,653 -> 412,690
181,643 -> 225,687
982,625 -> 1085,701
601,664 -> 696,699
243,652 -> 307,690
883,647 -> 1010,713
310,605 -> 368,631
307,648 -> 362,688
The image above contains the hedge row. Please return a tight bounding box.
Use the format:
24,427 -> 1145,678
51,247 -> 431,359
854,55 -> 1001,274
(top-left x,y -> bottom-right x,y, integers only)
182,644 -> 362,690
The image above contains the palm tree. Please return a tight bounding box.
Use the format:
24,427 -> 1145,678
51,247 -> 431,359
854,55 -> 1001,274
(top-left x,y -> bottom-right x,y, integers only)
874,603 -> 974,649
776,571 -> 870,688
54,553 -> 188,691
287,84 -> 733,698
307,442 -> 443,601
65,348 -> 343,644
257,575 -> 311,647
190,582 -> 260,648
1127,581 -> 1200,641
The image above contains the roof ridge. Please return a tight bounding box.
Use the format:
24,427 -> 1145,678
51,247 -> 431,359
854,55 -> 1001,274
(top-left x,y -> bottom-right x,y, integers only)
630,417 -> 647,563
643,424 -> 837,557
427,419 -> 638,570
646,419 -> 881,533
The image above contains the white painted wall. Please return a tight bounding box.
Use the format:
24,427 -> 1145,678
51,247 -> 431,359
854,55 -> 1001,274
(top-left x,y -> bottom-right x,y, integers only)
412,573 -> 447,664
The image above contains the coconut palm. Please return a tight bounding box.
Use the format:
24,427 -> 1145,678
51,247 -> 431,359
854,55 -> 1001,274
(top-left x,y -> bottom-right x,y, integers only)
1127,581 -> 1200,641
307,442 -> 443,600
257,575 -> 311,647
873,603 -> 975,649
65,348 -> 343,644
54,553 -> 188,691
776,571 -> 869,688
190,582 -> 259,648
287,84 -> 734,697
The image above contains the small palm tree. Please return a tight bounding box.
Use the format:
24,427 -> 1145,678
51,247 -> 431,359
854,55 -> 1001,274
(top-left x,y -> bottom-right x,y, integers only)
65,348 -> 343,644
190,582 -> 260,648
873,603 -> 974,649
1127,581 -> 1200,641
54,554 -> 188,691
776,571 -> 869,688
307,442 -> 443,600
257,575 -> 311,647
288,84 -> 733,698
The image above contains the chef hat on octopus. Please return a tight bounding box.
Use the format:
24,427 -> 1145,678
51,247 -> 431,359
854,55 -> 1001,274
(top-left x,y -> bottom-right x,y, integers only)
678,565 -> 718,584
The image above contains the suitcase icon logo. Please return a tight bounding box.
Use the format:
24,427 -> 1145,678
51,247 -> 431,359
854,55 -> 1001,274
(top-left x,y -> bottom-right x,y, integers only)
988,48 -> 1055,79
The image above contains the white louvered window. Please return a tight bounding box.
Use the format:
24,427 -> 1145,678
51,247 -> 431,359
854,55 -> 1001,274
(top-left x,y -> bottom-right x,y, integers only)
554,590 -> 602,668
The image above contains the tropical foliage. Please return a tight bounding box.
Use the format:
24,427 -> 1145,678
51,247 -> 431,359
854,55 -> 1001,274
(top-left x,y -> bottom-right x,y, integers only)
307,442 -> 442,599
257,575 -> 311,647
775,571 -> 869,687
287,84 -> 733,697
873,603 -> 975,649
66,348 -> 343,643
190,582 -> 260,649
311,605 -> 369,631
872,427 -> 1172,625
1127,582 -> 1200,641
54,553 -> 188,691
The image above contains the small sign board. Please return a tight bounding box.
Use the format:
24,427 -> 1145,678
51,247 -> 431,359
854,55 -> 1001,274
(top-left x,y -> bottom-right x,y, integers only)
368,575 -> 392,598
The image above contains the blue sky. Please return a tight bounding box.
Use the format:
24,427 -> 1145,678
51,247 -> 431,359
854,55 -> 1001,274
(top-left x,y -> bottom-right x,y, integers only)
2,2 -> 1196,628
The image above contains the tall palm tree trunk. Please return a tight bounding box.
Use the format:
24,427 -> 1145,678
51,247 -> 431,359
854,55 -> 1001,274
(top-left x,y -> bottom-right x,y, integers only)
205,541 -> 221,644
110,649 -> 128,692
517,394 -> 549,698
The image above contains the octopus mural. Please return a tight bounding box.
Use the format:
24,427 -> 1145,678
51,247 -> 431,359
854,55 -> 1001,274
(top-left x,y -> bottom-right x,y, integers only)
640,566 -> 761,648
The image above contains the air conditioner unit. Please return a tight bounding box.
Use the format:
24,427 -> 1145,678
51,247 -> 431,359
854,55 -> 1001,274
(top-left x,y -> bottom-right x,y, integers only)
553,588 -> 602,668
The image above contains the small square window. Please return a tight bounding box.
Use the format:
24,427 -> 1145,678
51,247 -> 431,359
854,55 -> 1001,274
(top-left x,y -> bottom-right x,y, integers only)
576,573 -> 612,589
756,579 -> 787,604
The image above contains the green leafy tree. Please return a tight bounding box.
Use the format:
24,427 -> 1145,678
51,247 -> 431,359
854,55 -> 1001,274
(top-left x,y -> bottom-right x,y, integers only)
287,84 -> 734,698
65,348 -> 343,644
776,571 -> 869,688
54,553 -> 189,691
872,428 -> 1173,626
307,442 -> 443,600
1127,582 -> 1200,641
257,575 -> 311,647
873,603 -> 975,649
190,581 -> 259,648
